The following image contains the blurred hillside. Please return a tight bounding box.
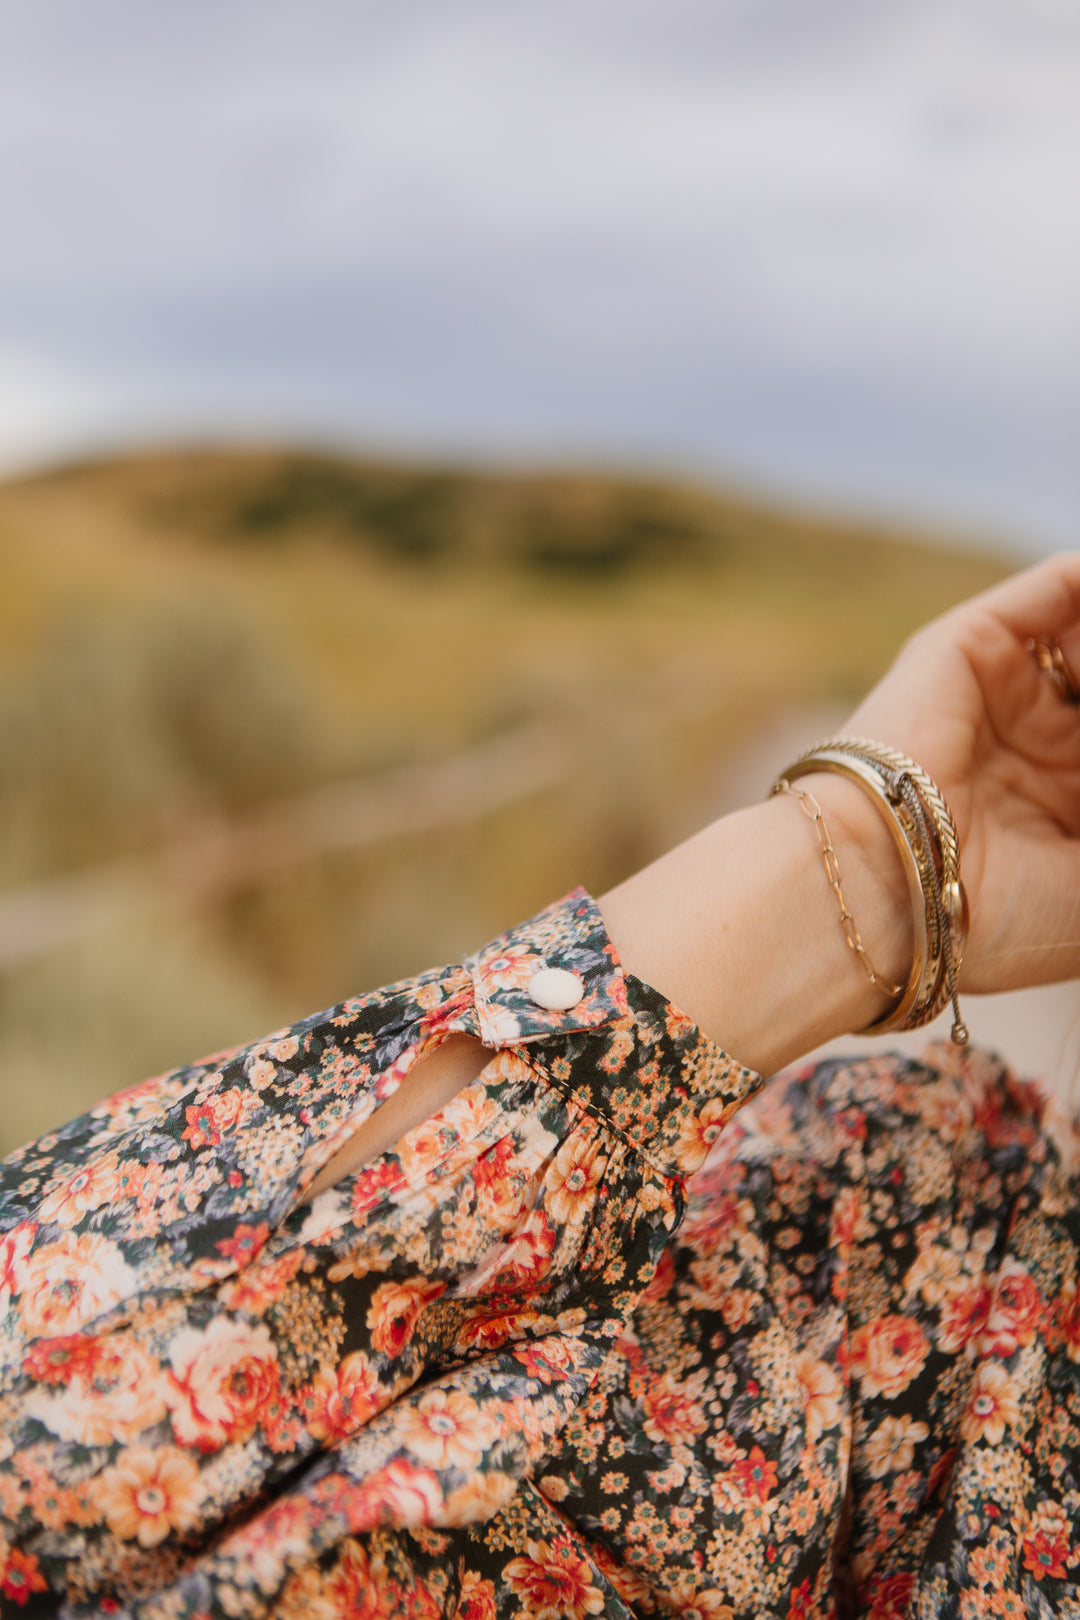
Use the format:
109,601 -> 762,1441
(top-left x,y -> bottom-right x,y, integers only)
0,446 -> 1011,1153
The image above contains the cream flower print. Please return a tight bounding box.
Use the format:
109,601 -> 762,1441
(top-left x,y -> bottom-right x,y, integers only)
0,1222 -> 35,1319
17,1231 -> 136,1337
35,1153 -> 123,1229
793,1349 -> 843,1444
93,1446 -> 201,1547
397,1386 -> 501,1471
164,1316 -> 279,1451
902,1243 -> 965,1305
863,1414 -> 930,1478
24,1332 -> 167,1447
474,943 -> 539,993
960,1362 -> 1021,1446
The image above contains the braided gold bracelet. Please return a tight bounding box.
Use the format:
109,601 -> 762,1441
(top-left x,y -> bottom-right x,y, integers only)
773,737 -> 969,1045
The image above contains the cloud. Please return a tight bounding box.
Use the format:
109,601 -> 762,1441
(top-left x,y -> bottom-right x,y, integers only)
0,0 -> 1077,547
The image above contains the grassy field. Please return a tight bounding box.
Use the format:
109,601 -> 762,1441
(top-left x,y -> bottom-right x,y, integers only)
0,445 -> 1013,1153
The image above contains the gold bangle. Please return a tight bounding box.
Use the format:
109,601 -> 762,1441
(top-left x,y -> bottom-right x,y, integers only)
774,738 -> 969,1045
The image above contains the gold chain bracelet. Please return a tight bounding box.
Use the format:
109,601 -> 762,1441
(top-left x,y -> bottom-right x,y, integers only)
772,778 -> 903,999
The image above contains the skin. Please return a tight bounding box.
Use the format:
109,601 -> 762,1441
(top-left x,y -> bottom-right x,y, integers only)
305,553 -> 1080,1203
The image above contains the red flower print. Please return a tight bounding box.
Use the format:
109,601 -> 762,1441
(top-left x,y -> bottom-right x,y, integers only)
214,1223 -> 270,1264
504,1536 -> 605,1620
787,1577 -> 812,1620
513,1335 -> 586,1385
181,1088 -> 246,1150
22,1332 -> 101,1386
1022,1531 -> 1069,1581
0,1548 -> 49,1606
350,1158 -> 402,1216
732,1445 -> 778,1503
866,1571 -> 915,1618
849,1314 -> 929,1398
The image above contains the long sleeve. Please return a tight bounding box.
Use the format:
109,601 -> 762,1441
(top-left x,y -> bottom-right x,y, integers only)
0,890 -> 762,1619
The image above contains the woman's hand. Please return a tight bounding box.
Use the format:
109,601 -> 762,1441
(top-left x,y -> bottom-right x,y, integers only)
844,551 -> 1080,994
600,553 -> 1080,1075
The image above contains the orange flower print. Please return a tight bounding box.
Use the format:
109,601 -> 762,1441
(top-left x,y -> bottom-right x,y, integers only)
544,1137 -> 605,1225
504,1536 -> 606,1620
442,1470 -> 518,1525
18,1232 -> 136,1338
305,1352 -> 382,1443
397,1385 -> 500,1470
328,1539 -> 404,1620
181,1087 -> 247,1149
92,1446 -> 201,1547
675,1097 -> 734,1176
732,1445 -> 778,1503
1058,1281 -> 1080,1362
165,1316 -> 279,1450
457,1568 -> 497,1620
793,1350 -> 842,1444
471,1136 -> 527,1226
23,1332 -> 166,1446
849,1314 -> 929,1399
0,1547 -> 48,1607
959,1363 -> 1020,1446
366,1275 -> 446,1357
641,1371 -> 708,1446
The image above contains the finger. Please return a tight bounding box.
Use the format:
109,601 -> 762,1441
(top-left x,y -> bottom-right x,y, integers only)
962,552 -> 1080,640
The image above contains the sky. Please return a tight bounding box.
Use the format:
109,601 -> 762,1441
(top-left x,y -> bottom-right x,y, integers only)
0,0 -> 1077,552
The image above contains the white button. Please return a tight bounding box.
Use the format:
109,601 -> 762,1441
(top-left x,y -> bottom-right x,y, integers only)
527,967 -> 585,1012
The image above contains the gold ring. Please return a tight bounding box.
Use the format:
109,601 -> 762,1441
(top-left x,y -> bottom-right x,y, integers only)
1027,636 -> 1080,705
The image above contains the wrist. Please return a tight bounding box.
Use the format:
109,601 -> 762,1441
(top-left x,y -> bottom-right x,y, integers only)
598,784 -> 913,1077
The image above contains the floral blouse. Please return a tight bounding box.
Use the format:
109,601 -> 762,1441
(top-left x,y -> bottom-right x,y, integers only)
1,888 -> 1079,1620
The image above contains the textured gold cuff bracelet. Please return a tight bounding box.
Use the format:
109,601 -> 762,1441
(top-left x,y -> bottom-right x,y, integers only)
773,737 -> 969,1045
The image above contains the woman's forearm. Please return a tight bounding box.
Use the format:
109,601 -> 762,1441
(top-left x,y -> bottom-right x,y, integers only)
598,774 -> 913,1077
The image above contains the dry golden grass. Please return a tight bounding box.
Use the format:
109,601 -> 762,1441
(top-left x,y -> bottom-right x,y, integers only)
0,445 -> 1013,1152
